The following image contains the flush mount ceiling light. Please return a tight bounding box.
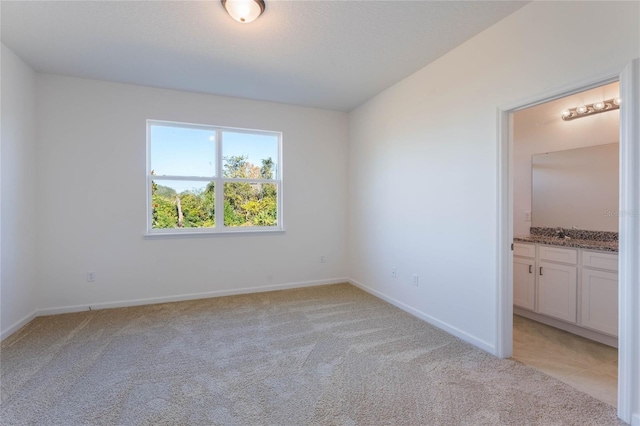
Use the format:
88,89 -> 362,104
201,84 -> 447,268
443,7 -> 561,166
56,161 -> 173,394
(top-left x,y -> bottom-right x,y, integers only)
561,97 -> 621,121
221,0 -> 265,24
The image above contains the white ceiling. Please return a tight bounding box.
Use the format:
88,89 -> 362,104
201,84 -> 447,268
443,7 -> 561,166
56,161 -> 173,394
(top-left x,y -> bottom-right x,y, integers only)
1,1 -> 527,111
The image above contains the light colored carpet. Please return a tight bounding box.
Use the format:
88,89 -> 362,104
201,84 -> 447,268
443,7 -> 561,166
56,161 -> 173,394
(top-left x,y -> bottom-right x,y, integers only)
1,283 -> 622,425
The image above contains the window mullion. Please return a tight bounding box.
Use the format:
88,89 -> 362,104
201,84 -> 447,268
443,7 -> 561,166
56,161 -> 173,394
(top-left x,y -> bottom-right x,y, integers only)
222,178 -> 279,184
150,175 -> 213,182
215,129 -> 224,228
277,181 -> 282,228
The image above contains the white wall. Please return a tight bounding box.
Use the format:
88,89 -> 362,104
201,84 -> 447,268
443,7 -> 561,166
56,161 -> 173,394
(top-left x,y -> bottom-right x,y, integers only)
35,75 -> 348,312
348,1 -> 639,351
1,44 -> 38,338
513,82 -> 620,236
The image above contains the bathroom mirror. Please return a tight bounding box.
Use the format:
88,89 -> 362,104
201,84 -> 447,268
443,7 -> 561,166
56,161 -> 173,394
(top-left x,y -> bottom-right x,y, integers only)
531,143 -> 619,232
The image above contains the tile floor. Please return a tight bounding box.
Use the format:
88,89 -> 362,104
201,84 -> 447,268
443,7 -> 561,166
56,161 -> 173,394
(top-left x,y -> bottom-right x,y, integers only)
512,315 -> 618,407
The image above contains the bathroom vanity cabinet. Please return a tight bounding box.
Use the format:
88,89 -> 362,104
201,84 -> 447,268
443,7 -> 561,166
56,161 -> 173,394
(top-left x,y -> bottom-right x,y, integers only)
513,242 -> 618,346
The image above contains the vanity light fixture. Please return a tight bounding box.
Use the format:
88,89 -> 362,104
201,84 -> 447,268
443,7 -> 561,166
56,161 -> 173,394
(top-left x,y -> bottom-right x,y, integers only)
561,98 -> 620,121
221,0 -> 265,23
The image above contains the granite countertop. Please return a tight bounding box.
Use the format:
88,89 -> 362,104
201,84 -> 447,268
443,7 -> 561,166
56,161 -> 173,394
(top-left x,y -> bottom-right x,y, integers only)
514,235 -> 618,252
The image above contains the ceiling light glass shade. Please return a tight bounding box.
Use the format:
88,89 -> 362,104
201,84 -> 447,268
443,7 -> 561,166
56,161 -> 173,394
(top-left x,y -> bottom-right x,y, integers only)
562,98 -> 620,121
221,0 -> 265,23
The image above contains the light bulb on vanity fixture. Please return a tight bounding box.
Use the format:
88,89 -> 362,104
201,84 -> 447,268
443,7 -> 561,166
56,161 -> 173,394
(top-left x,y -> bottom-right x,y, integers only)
221,0 -> 265,23
561,97 -> 621,121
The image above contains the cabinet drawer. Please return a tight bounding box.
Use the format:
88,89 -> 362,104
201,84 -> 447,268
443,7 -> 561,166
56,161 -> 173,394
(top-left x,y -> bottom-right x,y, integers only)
539,246 -> 577,265
514,243 -> 535,258
582,251 -> 618,272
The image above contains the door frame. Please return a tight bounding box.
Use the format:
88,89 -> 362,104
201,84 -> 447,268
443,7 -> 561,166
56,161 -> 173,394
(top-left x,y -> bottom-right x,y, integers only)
496,59 -> 640,424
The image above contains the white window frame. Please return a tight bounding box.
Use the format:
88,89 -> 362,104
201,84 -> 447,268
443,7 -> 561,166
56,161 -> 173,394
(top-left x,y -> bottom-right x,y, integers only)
145,120 -> 283,236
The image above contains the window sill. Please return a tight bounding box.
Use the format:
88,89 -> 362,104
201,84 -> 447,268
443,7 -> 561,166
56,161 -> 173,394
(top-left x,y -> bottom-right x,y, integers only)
143,228 -> 286,239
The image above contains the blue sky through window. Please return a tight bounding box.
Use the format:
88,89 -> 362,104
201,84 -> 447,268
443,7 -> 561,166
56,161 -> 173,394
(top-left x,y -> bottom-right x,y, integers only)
150,125 -> 215,177
150,124 -> 279,179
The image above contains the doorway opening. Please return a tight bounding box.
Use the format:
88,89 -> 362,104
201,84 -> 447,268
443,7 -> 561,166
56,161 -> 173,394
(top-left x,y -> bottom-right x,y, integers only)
511,82 -> 620,406
496,58 -> 640,424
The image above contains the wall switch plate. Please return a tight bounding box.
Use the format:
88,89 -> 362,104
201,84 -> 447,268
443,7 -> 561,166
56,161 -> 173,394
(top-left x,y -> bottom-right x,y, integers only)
320,255 -> 325,263
412,274 -> 419,286
524,211 -> 531,221
391,268 -> 397,278
87,272 -> 96,282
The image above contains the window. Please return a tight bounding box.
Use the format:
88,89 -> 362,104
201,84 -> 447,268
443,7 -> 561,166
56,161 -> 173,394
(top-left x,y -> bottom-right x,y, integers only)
146,120 -> 282,235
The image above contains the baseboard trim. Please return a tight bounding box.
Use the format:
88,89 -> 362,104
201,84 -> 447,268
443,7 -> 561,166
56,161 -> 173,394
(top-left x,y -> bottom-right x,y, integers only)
1,309 -> 38,341
348,278 -> 495,355
36,278 -> 349,317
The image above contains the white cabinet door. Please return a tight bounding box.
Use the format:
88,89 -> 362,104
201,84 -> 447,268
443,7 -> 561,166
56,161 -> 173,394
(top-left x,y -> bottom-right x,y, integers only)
581,269 -> 618,336
514,258 -> 536,310
537,262 -> 577,323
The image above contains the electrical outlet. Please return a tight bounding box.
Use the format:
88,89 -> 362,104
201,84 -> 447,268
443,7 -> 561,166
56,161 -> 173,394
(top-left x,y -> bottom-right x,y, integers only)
524,211 -> 531,221
412,274 -> 419,286
87,272 -> 96,282
391,268 -> 397,279
320,255 -> 325,263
